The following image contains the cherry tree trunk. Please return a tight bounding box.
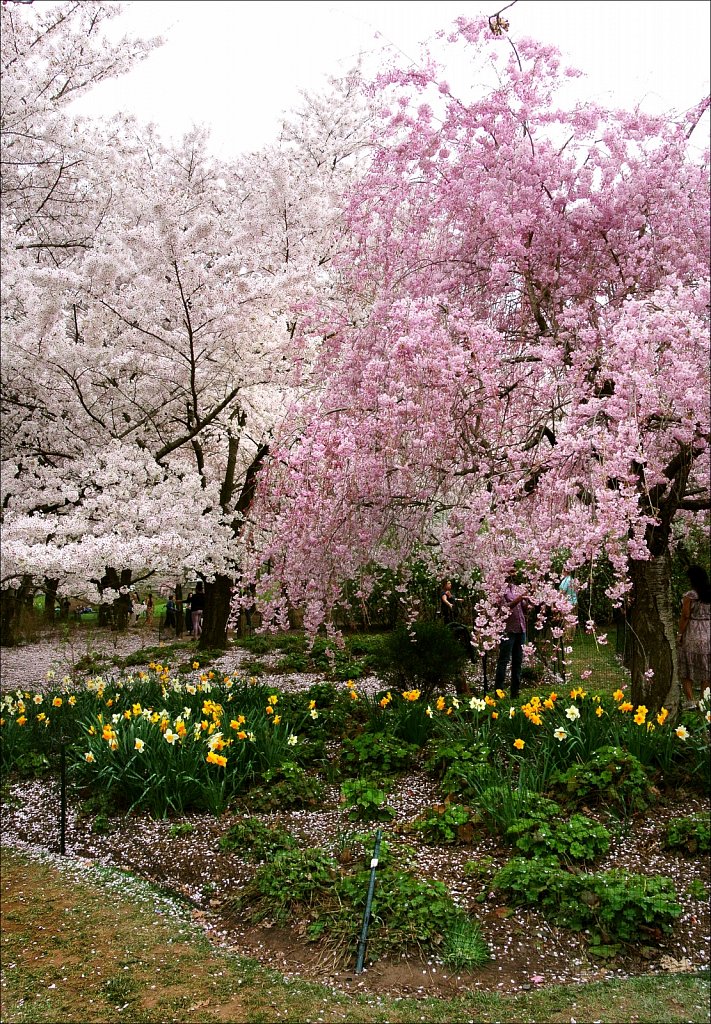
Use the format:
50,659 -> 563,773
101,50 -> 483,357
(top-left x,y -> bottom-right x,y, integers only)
199,574 -> 232,651
98,568 -> 132,630
628,553 -> 680,715
0,588 -> 20,646
43,578 -> 59,623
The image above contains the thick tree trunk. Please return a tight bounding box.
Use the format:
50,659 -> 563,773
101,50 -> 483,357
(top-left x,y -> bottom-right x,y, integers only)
628,553 -> 680,715
98,568 -> 132,630
0,588 -> 19,646
0,576 -> 34,646
199,574 -> 232,651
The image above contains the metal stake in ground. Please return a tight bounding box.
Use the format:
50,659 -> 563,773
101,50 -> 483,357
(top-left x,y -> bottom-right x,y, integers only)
355,828 -> 382,974
59,740 -> 67,855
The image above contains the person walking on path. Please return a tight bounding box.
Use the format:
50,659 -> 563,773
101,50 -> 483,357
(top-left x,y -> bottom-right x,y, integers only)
677,564 -> 711,707
494,567 -> 530,700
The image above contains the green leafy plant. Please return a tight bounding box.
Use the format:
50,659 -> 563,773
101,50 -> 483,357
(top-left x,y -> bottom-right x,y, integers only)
340,779 -> 396,821
505,813 -> 611,862
494,857 -> 682,944
686,879 -> 708,900
337,866 -> 474,955
243,762 -> 324,812
663,812 -> 711,854
340,730 -> 419,778
472,777 -> 562,837
235,848 -> 338,924
219,817 -> 298,860
550,745 -> 655,814
414,803 -> 478,845
167,822 -> 196,839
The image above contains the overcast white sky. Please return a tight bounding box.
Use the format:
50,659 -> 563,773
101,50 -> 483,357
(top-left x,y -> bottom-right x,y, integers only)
71,0 -> 710,157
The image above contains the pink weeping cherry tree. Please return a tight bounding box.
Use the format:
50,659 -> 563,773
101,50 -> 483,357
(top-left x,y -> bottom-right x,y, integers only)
245,15 -> 710,712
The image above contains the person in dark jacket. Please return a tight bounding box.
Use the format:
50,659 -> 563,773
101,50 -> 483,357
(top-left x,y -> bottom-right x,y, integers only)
190,582 -> 205,639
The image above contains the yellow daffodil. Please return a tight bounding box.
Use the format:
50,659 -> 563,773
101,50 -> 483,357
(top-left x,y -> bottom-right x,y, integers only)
612,689 -> 625,702
657,707 -> 669,725
513,738 -> 525,750
619,701 -> 634,713
206,751 -> 227,767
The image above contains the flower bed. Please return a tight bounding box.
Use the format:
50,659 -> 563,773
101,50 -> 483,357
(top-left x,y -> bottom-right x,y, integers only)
1,664 -> 709,995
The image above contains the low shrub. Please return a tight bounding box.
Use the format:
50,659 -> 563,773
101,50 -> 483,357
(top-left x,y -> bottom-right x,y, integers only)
373,620 -> 468,697
242,762 -> 324,812
234,848 -> 338,924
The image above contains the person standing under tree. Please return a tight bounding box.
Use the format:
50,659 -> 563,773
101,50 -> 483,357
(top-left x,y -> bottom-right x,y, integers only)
558,573 -> 578,638
165,593 -> 176,629
677,564 -> 711,708
494,566 -> 530,700
190,582 -> 205,639
440,580 -> 459,623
